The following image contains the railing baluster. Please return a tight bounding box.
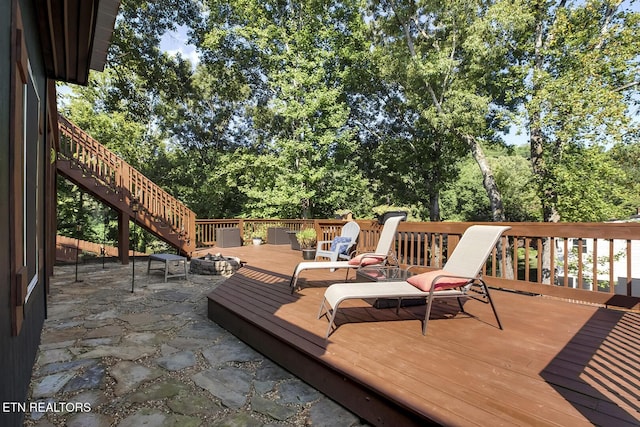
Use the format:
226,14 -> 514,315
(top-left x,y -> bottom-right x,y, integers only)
563,239 -> 569,287
609,239 -> 615,293
627,240 -> 632,296
524,237 -> 530,282
537,238 -> 543,283
549,237 -> 555,287
577,238 -> 584,290
593,239 -> 598,292
57,115 -> 196,254
512,236 -> 518,280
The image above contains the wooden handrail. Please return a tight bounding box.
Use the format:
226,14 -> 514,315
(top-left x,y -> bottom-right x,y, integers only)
195,219 -> 314,246
57,115 -> 196,254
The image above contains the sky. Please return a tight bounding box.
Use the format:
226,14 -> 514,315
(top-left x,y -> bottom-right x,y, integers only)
160,24 -> 199,68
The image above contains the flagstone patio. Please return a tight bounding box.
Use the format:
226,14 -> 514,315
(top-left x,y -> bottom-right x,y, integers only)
24,259 -> 365,427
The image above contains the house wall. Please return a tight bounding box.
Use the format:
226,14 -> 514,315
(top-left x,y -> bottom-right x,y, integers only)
0,0 -> 48,424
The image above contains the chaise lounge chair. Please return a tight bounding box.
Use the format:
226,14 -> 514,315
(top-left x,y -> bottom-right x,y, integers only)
289,215 -> 404,293
318,225 -> 511,338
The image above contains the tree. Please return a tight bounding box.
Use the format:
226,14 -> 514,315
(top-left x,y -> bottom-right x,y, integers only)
525,0 -> 640,223
608,141 -> 640,217
555,145 -> 637,222
196,0 -> 374,218
440,151 -> 542,222
59,72 -> 158,174
364,0 -> 537,222
521,0 -> 640,282
59,0 -> 640,231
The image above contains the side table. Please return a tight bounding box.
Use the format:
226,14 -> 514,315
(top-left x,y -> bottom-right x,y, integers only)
356,265 -> 425,309
148,253 -> 188,282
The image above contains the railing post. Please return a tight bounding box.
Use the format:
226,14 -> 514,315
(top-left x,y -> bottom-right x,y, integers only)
238,219 -> 245,243
118,211 -> 130,265
313,220 -> 321,243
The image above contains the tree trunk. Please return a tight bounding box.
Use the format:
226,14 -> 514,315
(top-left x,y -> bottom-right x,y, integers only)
463,134 -> 514,279
530,125 -> 560,284
427,186 -> 442,267
464,134 -> 505,222
427,160 -> 441,223
429,191 -> 440,222
399,11 -> 513,276
529,4 -> 562,284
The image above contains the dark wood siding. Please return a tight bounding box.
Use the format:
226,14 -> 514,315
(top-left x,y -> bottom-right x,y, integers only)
0,1 -> 47,425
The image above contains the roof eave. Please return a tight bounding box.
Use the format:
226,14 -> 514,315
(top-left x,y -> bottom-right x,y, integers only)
36,0 -> 120,85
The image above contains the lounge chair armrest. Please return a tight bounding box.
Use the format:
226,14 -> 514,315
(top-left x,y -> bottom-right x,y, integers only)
355,252 -> 387,258
318,238 -> 354,253
316,240 -> 340,251
316,240 -> 333,250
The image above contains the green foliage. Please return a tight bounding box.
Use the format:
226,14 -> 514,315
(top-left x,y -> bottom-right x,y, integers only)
194,0 -> 374,219
608,142 -> 640,217
371,205 -> 415,221
246,223 -> 269,242
493,155 -> 542,222
295,228 -> 317,249
561,246 -> 625,290
440,150 -> 541,222
56,0 -> 640,245
361,0 -> 539,221
59,72 -> 158,173
56,180 -> 124,249
554,145 -> 635,222
523,0 -> 640,221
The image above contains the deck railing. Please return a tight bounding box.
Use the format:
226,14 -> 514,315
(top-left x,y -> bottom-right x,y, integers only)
196,218 -> 640,308
57,115 -> 196,254
195,219 -> 314,246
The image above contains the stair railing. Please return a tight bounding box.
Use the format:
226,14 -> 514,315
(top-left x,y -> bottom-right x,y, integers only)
57,114 -> 196,254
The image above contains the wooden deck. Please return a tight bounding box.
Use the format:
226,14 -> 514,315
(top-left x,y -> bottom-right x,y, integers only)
205,244 -> 640,426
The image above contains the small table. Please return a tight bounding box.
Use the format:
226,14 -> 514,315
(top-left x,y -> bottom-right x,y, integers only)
356,265 -> 411,282
148,254 -> 188,282
357,265 -> 425,308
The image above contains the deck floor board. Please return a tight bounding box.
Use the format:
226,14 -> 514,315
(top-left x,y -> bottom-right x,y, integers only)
205,244 -> 640,426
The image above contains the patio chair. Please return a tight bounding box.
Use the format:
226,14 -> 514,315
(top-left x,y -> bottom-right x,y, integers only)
314,221 -> 361,262
290,215 -> 404,293
318,225 -> 511,338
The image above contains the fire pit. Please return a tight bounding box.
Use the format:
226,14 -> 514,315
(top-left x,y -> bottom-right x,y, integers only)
190,253 -> 242,276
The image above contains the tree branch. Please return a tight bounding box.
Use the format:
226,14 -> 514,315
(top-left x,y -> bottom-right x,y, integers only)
594,0 -> 622,50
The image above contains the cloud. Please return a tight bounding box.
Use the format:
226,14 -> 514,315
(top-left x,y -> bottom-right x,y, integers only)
161,25 -> 199,68
165,48 -> 200,68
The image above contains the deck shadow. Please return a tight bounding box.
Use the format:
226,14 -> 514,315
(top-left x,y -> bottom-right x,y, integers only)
208,244 -> 640,426
541,309 -> 640,426
208,263 -> 438,426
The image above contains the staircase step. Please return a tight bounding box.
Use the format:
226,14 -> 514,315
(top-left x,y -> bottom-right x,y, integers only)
57,115 -> 196,256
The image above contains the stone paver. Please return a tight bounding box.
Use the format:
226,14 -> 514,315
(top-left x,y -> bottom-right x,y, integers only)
67,412 -> 113,427
110,361 -> 164,396
156,349 -> 197,371
192,366 -> 253,409
25,261 -> 368,427
32,372 -> 77,398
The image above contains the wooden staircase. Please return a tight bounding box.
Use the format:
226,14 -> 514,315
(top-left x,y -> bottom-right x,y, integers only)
56,115 -> 196,257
